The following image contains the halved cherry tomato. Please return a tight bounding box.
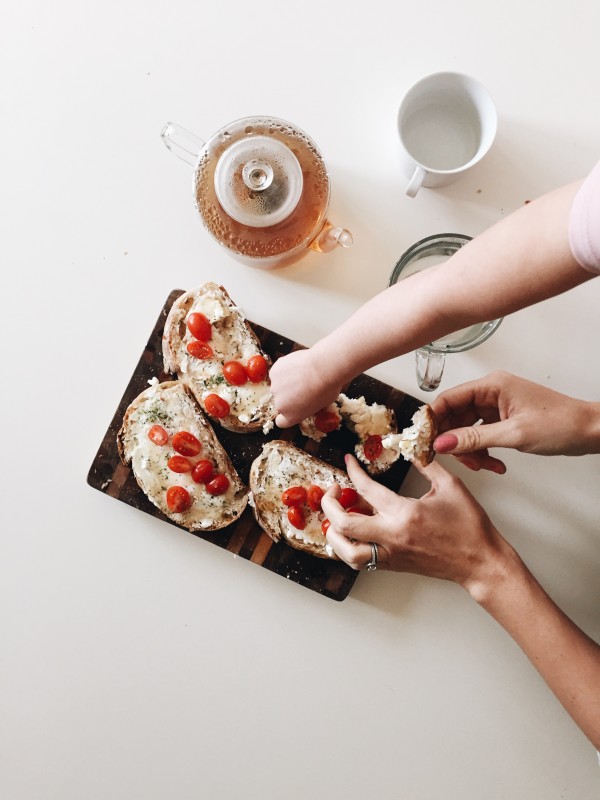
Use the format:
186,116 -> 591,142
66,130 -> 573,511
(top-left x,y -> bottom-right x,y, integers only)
246,354 -> 268,383
187,312 -> 212,342
282,486 -> 307,507
191,459 -> 214,484
205,474 -> 230,495
172,431 -> 202,457
204,394 -> 230,419
347,507 -> 371,515
223,361 -> 248,386
287,506 -> 306,530
306,485 -> 324,512
186,341 -> 213,359
148,424 -> 168,445
314,408 -> 340,434
363,434 -> 383,461
166,485 -> 192,513
167,455 -> 192,473
339,487 -> 359,509
321,519 -> 331,536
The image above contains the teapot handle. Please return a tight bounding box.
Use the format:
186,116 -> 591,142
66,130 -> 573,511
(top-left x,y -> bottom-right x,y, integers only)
310,222 -> 353,254
161,122 -> 205,167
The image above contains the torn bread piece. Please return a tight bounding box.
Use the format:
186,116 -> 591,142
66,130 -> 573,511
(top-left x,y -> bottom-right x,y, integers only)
381,404 -> 438,468
337,393 -> 398,475
299,402 -> 342,442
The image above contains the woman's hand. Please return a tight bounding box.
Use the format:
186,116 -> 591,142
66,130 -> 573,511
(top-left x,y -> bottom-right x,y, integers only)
269,347 -> 346,428
322,455 -> 515,599
431,371 -> 600,473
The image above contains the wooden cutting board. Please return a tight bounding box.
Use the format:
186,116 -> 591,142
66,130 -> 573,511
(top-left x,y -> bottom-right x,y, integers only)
87,289 -> 423,601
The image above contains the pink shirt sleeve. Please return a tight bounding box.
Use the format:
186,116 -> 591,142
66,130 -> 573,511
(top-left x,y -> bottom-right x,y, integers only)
568,161 -> 600,274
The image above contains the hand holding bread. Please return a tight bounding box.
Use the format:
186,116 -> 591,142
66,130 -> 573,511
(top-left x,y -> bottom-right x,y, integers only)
322,454 -> 510,585
431,371 -> 600,471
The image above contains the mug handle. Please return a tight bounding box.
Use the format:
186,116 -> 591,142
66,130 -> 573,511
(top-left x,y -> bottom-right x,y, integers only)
415,349 -> 445,391
406,165 -> 426,198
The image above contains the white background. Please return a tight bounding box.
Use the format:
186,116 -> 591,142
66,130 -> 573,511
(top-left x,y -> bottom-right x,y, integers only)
2,1 -> 599,798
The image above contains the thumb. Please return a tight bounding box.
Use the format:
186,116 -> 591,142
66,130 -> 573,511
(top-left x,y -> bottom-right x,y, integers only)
434,421 -> 515,455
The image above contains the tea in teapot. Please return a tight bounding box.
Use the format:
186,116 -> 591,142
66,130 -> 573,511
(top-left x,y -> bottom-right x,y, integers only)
162,116 -> 352,268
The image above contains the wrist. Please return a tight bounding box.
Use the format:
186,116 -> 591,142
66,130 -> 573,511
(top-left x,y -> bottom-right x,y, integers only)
463,533 -> 525,607
582,401 -> 600,454
310,335 -> 359,388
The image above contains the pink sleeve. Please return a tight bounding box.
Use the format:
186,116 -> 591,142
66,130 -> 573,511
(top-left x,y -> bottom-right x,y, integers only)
568,161 -> 600,274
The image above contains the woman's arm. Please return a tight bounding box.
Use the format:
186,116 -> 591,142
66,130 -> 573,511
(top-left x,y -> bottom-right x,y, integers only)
322,456 -> 600,750
475,554 -> 600,751
270,180 -> 593,426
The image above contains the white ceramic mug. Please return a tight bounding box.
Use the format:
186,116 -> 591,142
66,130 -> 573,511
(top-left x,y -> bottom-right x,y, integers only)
397,72 -> 497,198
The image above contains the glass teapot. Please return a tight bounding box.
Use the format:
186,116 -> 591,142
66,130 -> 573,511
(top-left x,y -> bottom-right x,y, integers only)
161,116 -> 353,269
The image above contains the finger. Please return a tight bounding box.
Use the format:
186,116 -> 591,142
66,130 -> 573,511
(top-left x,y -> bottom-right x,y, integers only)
452,451 -> 507,474
321,484 -> 376,543
343,454 -> 400,509
433,420 -> 517,455
325,524 -> 373,571
431,377 -> 502,428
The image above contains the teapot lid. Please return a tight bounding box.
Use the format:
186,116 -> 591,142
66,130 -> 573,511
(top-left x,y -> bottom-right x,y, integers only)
213,135 -> 303,228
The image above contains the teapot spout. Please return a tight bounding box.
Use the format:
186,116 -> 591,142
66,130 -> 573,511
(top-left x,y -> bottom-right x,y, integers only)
310,222 -> 353,254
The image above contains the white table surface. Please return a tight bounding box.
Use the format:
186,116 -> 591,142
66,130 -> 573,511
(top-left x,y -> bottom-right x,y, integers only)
2,1 -> 599,798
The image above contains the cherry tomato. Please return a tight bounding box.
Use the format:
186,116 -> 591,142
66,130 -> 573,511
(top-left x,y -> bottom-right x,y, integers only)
147,425 -> 168,445
166,485 -> 192,513
186,341 -> 213,359
223,361 -> 248,386
167,455 -> 192,473
204,394 -> 230,419
187,312 -> 212,341
287,506 -> 306,530
339,487 -> 359,509
205,474 -> 230,495
306,485 -> 324,512
347,507 -> 371,515
282,486 -> 307,507
314,408 -> 340,434
321,519 -> 331,536
191,459 -> 214,484
363,434 -> 383,462
172,431 -> 202,457
246,354 -> 268,383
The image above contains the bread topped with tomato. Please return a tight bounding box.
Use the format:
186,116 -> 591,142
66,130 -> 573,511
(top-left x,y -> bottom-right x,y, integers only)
117,380 -> 248,531
300,395 -> 436,475
162,283 -> 276,434
249,441 -> 365,560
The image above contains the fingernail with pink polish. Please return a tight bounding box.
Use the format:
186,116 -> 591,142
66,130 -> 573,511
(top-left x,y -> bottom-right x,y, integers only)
434,434 -> 459,453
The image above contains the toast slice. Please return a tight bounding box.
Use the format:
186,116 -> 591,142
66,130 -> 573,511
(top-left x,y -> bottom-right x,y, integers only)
249,441 -> 355,559
118,380 -> 248,531
162,283 -> 276,433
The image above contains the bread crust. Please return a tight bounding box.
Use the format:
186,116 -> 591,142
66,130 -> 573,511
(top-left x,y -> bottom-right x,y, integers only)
162,283 -> 276,433
118,380 -> 248,531
249,441 -> 354,559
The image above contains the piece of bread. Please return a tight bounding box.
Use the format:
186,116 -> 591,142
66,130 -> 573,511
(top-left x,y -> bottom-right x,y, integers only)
249,441 -> 355,559
117,380 -> 248,531
337,393 -> 399,475
162,282 -> 276,433
382,404 -> 438,467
